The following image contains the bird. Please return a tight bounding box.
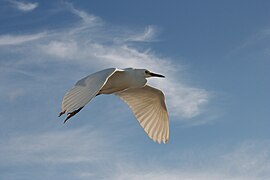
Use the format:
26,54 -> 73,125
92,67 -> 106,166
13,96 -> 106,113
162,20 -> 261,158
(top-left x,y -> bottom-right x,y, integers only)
59,68 -> 169,144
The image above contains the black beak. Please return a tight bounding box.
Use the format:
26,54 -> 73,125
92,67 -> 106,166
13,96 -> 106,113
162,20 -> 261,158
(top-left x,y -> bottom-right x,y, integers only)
149,72 -> 165,78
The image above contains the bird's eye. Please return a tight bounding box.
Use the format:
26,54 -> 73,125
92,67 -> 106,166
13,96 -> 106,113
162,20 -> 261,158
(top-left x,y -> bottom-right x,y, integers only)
145,70 -> 149,74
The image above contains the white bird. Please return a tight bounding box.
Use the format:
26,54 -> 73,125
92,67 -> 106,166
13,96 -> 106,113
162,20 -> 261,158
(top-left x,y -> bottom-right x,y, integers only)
59,68 -> 169,144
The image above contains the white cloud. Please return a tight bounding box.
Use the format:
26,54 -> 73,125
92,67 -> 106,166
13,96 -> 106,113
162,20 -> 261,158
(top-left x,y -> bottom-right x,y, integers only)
0,32 -> 46,46
1,2 -> 268,180
128,26 -> 158,42
0,5 -> 210,124
65,2 -> 98,24
9,0 -> 38,12
89,44 -> 209,119
41,40 -> 78,59
76,140 -> 270,180
38,38 -> 209,120
1,127 -> 269,180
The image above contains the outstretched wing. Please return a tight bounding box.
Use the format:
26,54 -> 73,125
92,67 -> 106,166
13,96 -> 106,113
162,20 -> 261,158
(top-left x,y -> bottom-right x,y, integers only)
115,85 -> 170,144
61,68 -> 117,114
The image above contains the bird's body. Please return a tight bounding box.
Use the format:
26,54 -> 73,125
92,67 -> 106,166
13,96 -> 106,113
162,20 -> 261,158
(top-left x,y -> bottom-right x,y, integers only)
99,68 -> 146,94
59,68 -> 169,143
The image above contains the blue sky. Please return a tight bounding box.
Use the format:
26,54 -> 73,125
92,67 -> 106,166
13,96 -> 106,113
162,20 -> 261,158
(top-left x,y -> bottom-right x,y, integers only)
0,0 -> 270,179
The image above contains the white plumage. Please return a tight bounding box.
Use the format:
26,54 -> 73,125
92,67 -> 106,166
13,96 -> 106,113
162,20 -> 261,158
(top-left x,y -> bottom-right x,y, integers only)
59,68 -> 170,144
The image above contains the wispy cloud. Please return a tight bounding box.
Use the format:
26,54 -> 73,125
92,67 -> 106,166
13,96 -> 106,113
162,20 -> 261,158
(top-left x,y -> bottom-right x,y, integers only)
0,32 -> 46,46
227,27 -> 270,58
0,128 -> 124,179
0,128 -> 116,165
1,127 -> 269,180
8,0 -> 38,12
41,40 -> 78,59
0,5 -> 210,124
108,169 -> 255,180
76,140 -> 270,180
133,142 -> 270,180
127,25 -> 158,42
39,39 -> 209,121
64,2 -> 98,24
222,141 -> 270,177
90,45 -> 209,119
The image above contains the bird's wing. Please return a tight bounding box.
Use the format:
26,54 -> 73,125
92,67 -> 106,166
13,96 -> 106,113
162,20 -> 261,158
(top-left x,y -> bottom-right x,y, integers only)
115,85 -> 170,144
61,68 -> 118,114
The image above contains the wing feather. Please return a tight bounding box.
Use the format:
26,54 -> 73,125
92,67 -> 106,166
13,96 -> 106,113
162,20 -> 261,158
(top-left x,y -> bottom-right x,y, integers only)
154,111 -> 163,142
61,68 -> 117,114
144,106 -> 158,133
148,108 -> 160,139
115,85 -> 170,144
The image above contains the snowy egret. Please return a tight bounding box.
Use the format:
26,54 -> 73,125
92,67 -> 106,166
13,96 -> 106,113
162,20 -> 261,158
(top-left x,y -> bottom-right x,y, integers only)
59,68 -> 169,144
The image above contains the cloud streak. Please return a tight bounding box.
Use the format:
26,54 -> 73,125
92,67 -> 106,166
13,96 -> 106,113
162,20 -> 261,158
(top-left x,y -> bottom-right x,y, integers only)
0,32 -> 46,46
0,128 -> 116,165
127,26 -> 158,42
8,0 -> 38,12
65,2 -> 98,24
41,40 -> 79,59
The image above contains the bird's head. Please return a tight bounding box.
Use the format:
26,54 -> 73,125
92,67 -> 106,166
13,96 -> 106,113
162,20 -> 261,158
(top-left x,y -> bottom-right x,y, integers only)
141,69 -> 165,78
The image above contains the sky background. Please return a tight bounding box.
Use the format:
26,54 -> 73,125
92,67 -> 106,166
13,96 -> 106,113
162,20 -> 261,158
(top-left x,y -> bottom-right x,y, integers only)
0,0 -> 270,179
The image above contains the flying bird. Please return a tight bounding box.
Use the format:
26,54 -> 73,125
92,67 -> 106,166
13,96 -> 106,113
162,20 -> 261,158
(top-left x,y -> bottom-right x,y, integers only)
59,68 -> 169,143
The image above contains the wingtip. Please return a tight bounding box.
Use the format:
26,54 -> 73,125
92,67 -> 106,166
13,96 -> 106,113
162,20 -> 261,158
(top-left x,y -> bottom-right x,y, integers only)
153,137 -> 169,144
163,138 -> 169,144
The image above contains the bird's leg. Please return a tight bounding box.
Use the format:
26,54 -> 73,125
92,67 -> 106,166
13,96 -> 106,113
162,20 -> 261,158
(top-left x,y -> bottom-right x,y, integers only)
58,110 -> 66,117
63,106 -> 84,123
